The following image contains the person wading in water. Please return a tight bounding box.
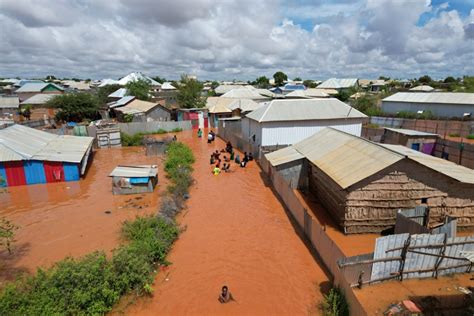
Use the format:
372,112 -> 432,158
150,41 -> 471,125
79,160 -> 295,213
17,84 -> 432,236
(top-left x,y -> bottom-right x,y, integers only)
218,285 -> 234,303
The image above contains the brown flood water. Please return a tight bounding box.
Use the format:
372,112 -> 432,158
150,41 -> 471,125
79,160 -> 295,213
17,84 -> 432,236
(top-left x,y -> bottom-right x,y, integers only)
0,146 -> 164,285
125,131 -> 329,316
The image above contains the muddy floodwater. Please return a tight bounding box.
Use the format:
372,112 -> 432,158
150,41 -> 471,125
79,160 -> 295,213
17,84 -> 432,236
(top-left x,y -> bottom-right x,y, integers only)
0,146 -> 164,285
124,131 -> 329,315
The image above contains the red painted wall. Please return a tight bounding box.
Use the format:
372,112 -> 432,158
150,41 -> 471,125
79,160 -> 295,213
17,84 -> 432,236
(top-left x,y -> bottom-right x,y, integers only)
43,161 -> 64,183
4,161 -> 26,186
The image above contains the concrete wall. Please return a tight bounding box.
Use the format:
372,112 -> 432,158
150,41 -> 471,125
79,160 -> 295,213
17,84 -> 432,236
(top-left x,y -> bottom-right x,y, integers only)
381,101 -> 474,118
146,106 -> 171,122
274,159 -> 307,189
119,121 -> 192,135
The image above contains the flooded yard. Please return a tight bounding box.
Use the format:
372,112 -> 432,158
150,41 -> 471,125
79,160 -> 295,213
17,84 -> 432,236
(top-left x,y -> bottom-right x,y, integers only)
0,146 -> 165,285
125,131 -> 330,315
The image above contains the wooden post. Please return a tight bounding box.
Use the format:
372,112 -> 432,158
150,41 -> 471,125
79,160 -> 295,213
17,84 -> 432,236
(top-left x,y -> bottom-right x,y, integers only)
398,236 -> 411,281
433,233 -> 448,279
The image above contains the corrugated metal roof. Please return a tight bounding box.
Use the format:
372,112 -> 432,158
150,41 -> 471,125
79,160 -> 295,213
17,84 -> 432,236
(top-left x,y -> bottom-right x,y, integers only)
293,128 -> 403,189
215,84 -> 246,95
410,85 -> 434,92
108,88 -> 128,98
206,97 -> 233,113
161,82 -> 176,90
15,82 -> 63,93
0,143 -> 24,161
265,146 -> 304,166
381,144 -> 474,184
0,96 -> 19,109
0,124 -> 93,163
245,98 -> 367,123
117,72 -> 160,86
109,165 -> 158,177
317,78 -> 358,89
383,92 -> 474,105
114,99 -> 161,115
98,79 -> 119,87
20,94 -> 56,105
286,89 -> 329,98
108,96 -> 136,108
227,99 -> 262,112
221,88 -> 267,100
315,88 -> 338,95
384,127 -> 439,137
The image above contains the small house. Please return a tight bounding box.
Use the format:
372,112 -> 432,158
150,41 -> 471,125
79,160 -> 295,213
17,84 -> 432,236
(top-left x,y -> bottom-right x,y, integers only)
114,99 -> 171,122
109,165 -> 158,195
177,108 -> 208,129
317,78 -> 358,92
382,128 -> 438,154
0,96 -> 19,120
15,82 -> 64,102
20,94 -> 57,121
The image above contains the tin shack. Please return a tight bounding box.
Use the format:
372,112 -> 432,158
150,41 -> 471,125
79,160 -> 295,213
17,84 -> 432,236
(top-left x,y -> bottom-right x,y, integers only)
109,165 -> 158,195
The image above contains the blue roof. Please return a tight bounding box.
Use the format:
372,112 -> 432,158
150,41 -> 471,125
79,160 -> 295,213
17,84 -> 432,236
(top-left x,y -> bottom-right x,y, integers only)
283,84 -> 306,91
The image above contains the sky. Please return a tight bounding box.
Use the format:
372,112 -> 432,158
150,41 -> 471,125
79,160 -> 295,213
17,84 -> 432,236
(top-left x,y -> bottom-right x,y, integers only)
0,0 -> 473,81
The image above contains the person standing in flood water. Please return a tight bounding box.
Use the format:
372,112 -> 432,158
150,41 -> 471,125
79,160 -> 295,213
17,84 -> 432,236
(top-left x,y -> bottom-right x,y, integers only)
218,286 -> 234,303
197,128 -> 202,138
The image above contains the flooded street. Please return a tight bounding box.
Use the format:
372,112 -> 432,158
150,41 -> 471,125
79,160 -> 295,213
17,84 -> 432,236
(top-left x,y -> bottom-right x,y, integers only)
126,131 -> 329,315
0,146 -> 164,285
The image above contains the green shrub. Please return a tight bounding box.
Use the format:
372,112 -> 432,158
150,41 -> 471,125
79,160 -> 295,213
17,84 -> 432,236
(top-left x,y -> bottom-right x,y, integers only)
449,133 -> 461,137
0,216 -> 179,315
321,287 -> 349,316
120,132 -> 143,146
467,134 -> 474,139
171,128 -> 183,133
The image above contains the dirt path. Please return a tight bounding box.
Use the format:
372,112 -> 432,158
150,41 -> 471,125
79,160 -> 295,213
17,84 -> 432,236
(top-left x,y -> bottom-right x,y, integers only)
126,131 -> 329,315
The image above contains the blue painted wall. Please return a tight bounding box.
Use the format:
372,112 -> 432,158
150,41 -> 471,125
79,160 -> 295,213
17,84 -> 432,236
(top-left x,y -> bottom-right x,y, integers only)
24,160 -> 47,185
63,163 -> 80,181
0,163 -> 7,187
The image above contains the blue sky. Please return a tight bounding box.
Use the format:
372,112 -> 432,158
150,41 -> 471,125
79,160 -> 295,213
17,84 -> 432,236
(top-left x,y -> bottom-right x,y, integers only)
418,0 -> 474,25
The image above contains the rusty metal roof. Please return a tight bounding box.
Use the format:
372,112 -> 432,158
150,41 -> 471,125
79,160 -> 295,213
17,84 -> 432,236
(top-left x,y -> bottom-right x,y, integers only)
265,146 -> 304,166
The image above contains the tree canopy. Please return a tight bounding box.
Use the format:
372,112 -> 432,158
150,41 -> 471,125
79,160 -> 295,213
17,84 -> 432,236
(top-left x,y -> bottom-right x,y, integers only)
152,76 -> 166,84
47,93 -> 100,122
126,79 -> 151,101
293,77 -> 302,81
418,75 -> 432,84
254,76 -> 270,89
303,80 -> 317,88
176,75 -> 206,109
273,71 -> 288,86
97,84 -> 122,105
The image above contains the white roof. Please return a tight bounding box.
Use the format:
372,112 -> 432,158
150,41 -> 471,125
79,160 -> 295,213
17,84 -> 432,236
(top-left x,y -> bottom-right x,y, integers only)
246,98 -> 367,123
221,88 -> 267,100
285,89 -> 329,98
0,96 -> 19,109
109,165 -> 158,177
161,82 -> 176,90
117,72 -> 160,86
381,144 -> 474,184
317,78 -> 358,89
21,94 -> 55,105
0,124 -> 93,163
15,82 -> 64,93
98,79 -> 119,87
215,84 -> 246,95
114,99 -> 162,115
265,146 -> 304,166
206,97 -> 233,113
108,96 -> 135,109
383,92 -> 474,105
384,128 -> 439,137
108,88 -> 128,98
410,85 -> 434,92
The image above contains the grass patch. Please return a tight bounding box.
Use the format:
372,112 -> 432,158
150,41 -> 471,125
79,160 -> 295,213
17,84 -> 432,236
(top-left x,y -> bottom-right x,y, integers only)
121,128 -> 183,147
0,142 -> 195,315
467,134 -> 474,139
321,287 -> 349,316
449,133 -> 461,137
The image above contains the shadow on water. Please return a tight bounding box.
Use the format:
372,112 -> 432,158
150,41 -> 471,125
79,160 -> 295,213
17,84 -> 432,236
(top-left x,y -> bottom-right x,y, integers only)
257,168 -> 333,283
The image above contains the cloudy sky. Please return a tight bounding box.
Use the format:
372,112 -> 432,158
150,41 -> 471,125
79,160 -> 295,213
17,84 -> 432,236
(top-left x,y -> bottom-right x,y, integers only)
0,0 -> 473,80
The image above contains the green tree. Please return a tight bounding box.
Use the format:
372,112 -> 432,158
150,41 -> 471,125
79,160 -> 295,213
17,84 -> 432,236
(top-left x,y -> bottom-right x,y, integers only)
0,218 -> 18,254
97,84 -> 122,105
443,76 -> 456,83
378,76 -> 390,81
418,75 -> 432,84
273,71 -> 288,86
293,77 -> 302,81
255,76 -> 270,89
21,105 -> 32,120
126,79 -> 151,101
176,74 -> 206,109
211,81 -> 219,90
47,93 -> 100,122
152,76 -> 166,84
335,90 -> 352,102
303,80 -> 317,88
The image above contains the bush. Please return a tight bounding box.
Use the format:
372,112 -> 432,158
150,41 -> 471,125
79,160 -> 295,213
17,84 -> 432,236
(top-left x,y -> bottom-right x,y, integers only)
321,287 -> 349,316
0,216 -> 178,315
449,133 -> 461,137
121,132 -> 143,146
467,134 -> 474,139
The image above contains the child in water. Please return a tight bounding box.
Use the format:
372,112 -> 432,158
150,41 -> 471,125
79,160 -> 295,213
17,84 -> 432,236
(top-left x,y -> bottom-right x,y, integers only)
197,128 -> 203,138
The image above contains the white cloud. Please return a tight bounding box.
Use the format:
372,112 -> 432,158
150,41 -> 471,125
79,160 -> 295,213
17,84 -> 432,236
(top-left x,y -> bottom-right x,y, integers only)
0,0 -> 472,80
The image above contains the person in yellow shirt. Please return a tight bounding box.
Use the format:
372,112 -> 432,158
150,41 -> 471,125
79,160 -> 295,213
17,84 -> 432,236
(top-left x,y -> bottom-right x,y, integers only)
213,165 -> 221,176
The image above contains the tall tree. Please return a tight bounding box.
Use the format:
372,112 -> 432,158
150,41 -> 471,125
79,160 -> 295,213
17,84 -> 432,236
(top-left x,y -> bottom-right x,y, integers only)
418,75 -> 432,84
293,77 -> 302,81
273,71 -> 288,86
152,76 -> 166,84
97,84 -> 122,105
303,80 -> 317,88
255,76 -> 270,89
47,93 -> 100,122
176,74 -> 206,109
126,79 -> 151,101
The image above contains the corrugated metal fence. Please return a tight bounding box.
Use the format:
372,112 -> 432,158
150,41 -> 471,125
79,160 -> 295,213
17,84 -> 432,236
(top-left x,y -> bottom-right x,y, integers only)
119,121 -> 192,135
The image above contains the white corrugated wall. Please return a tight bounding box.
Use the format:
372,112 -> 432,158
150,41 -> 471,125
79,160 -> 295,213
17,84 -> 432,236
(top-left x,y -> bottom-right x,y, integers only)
261,119 -> 363,147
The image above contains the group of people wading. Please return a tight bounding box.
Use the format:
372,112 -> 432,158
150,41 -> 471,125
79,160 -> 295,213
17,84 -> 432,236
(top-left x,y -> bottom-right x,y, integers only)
197,128 -> 254,176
